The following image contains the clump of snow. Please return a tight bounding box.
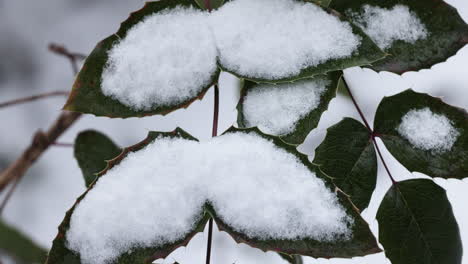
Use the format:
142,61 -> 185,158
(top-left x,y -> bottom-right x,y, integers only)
397,107 -> 460,153
101,6 -> 218,111
347,4 -> 428,50
242,78 -> 330,135
67,132 -> 352,264
210,0 -> 361,79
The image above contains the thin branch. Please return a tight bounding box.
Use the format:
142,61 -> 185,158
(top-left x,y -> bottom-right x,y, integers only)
205,84 -> 219,264
0,176 -> 21,215
48,43 -> 86,74
0,91 -> 69,109
0,112 -> 81,191
342,75 -> 397,184
52,142 -> 74,147
0,44 -> 84,193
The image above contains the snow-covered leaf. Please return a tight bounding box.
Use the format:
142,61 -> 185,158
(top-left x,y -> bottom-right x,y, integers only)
237,72 -> 340,145
330,0 -> 468,73
0,219 -> 47,263
377,179 -> 462,264
213,0 -> 385,83
314,118 -> 377,211
374,89 -> 468,179
47,127 -> 380,264
64,0 -> 220,118
64,0 -> 386,119
74,130 -> 121,187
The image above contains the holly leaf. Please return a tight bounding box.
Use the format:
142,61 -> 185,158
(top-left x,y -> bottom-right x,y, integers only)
0,219 -> 47,263
63,0 -> 220,118
377,179 -> 462,264
374,89 -> 468,179
47,127 -> 380,264
74,130 -> 122,187
330,0 -> 468,74
237,71 -> 341,145
313,118 -> 377,211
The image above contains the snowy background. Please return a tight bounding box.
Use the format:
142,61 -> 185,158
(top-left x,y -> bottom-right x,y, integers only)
0,0 -> 467,263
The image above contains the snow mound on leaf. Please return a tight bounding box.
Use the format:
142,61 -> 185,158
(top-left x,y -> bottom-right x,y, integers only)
397,107 -> 460,153
210,0 -> 361,80
243,78 -> 329,135
67,132 -> 352,264
101,6 -> 217,111
348,4 -> 428,50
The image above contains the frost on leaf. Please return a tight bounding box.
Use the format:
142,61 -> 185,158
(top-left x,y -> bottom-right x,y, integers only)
237,72 -> 340,145
397,107 -> 460,153
347,5 -> 428,50
47,128 -> 380,264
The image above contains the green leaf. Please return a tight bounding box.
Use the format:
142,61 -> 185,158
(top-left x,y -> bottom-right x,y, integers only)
218,5 -> 385,83
374,89 -> 468,179
0,219 -> 47,263
74,130 -> 122,187
279,252 -> 303,264
330,0 -> 468,74
47,127 -> 381,263
313,118 -> 377,211
377,179 -> 462,264
237,71 -> 341,145
63,0 -> 220,118
194,0 -> 224,10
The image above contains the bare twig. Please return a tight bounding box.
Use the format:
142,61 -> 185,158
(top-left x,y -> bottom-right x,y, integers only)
0,176 -> 21,215
52,142 -> 74,147
48,43 -> 86,74
0,44 -> 84,193
0,111 -> 81,191
0,91 -> 69,109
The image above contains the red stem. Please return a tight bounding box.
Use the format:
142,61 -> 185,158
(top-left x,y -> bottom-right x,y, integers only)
341,76 -> 396,184
205,84 -> 219,264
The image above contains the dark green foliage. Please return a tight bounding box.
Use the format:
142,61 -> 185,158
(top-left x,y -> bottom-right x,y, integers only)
0,219 -> 48,263
314,118 -> 377,211
374,89 -> 468,179
194,0 -> 224,10
377,179 -> 462,264
330,0 -> 468,73
237,72 -> 341,145
74,130 -> 121,187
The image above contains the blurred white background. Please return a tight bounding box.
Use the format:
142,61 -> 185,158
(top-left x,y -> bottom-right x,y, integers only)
0,0 -> 467,263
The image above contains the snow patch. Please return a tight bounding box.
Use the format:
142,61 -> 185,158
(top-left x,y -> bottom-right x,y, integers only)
101,6 -> 218,111
397,107 -> 460,153
67,132 -> 352,264
243,78 -> 329,135
347,4 -> 428,50
210,0 -> 361,79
